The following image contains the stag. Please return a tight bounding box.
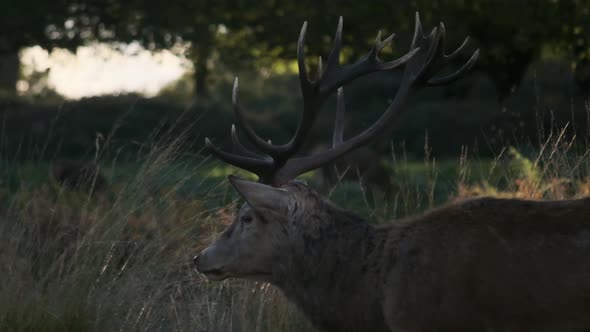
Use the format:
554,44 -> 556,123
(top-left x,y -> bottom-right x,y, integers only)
194,13 -> 590,332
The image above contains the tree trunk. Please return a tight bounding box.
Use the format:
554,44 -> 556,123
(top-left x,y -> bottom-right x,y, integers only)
0,51 -> 19,94
575,61 -> 590,101
574,43 -> 590,101
190,23 -> 213,98
193,47 -> 209,97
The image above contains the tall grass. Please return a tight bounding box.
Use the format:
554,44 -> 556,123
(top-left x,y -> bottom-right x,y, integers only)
1,118 -> 590,331
0,133 -> 314,331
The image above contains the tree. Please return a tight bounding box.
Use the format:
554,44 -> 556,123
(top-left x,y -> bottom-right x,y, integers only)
112,0 -> 234,97
2,0 -> 588,100
220,0 -> 590,100
0,0 -> 133,94
0,1 -> 66,93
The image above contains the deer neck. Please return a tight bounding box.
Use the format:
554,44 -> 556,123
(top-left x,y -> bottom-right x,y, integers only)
271,201 -> 390,331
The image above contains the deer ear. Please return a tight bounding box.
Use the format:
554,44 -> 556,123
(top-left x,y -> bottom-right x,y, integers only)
228,176 -> 291,216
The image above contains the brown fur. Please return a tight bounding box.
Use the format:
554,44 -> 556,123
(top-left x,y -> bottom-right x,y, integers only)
196,180 -> 590,332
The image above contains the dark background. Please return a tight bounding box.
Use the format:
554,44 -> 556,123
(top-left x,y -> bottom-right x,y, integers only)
0,0 -> 589,161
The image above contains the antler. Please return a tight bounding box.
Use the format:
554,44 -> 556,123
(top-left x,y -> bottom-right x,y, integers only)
206,13 -> 479,186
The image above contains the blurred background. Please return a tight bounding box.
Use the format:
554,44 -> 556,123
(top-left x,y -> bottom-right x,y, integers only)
2,2 -> 590,331
1,0 -> 589,161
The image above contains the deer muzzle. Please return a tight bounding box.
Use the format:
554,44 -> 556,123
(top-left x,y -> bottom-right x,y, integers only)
194,247 -> 228,281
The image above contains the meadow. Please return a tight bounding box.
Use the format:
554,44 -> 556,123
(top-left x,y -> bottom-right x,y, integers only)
1,0 -> 589,329
1,116 -> 590,331
1,52 -> 588,332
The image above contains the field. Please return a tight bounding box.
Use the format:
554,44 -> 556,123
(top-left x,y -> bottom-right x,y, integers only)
2,0 -> 590,329
1,122 -> 590,331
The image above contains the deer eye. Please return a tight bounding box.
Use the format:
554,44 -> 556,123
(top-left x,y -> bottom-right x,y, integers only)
240,215 -> 253,223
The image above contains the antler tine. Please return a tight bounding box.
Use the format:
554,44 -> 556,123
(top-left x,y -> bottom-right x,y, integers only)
374,30 -> 383,50
205,138 -> 271,175
446,36 -> 471,61
375,31 -> 395,53
377,47 -> 421,71
411,11 -> 424,50
428,49 -> 480,86
424,26 -> 441,72
332,87 -> 345,147
434,22 -> 447,59
231,77 -> 278,154
325,16 -> 343,75
230,124 -> 266,159
297,21 -> 311,94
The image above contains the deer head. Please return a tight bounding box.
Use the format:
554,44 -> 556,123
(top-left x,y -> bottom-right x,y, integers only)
195,13 -> 478,282
195,176 -> 308,282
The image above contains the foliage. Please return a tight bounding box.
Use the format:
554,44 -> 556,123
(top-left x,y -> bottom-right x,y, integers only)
1,1 -> 590,98
2,51 -> 590,163
507,146 -> 542,185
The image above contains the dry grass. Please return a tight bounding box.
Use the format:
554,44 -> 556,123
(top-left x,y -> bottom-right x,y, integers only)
1,120 -> 590,331
0,137 -> 314,332
457,125 -> 590,200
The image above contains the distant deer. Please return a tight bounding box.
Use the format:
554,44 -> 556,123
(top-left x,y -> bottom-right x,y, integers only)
195,14 -> 590,331
310,143 -> 393,197
50,159 -> 106,192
